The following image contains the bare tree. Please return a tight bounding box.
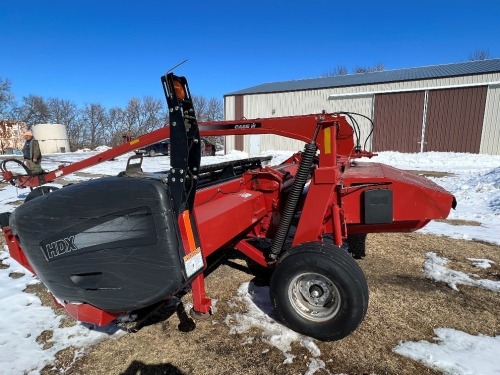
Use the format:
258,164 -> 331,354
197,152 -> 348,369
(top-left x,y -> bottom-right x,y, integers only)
205,97 -> 223,122
468,49 -> 490,61
67,121 -> 83,150
122,98 -> 141,136
321,65 -> 349,78
48,98 -> 78,126
106,107 -> 127,147
123,97 -> 166,138
353,63 -> 384,74
192,95 -> 208,121
80,103 -> 107,149
200,97 -> 224,149
67,109 -> 87,151
0,78 -> 15,119
18,95 -> 50,126
141,96 -> 167,134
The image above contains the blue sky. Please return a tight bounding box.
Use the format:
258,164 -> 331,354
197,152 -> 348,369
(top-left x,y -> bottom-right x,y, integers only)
1,0 -> 499,109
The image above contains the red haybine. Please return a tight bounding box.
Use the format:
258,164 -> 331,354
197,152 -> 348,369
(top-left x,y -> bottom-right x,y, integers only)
0,73 -> 455,341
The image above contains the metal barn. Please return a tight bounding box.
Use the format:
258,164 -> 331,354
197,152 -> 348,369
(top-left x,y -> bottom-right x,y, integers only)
223,59 -> 500,155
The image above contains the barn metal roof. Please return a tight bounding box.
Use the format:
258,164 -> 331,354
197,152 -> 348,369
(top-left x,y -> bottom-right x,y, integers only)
226,58 -> 500,96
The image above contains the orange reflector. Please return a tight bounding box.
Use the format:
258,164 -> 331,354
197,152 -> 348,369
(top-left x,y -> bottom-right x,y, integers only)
181,210 -> 196,251
173,80 -> 186,100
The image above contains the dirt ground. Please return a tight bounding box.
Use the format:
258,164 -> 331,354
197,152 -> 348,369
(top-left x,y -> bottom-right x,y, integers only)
5,229 -> 494,375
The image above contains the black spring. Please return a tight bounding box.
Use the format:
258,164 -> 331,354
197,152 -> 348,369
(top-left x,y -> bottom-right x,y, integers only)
268,142 -> 317,260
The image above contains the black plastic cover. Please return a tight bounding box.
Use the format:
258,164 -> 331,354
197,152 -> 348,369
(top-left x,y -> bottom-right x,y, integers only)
363,188 -> 393,224
9,176 -> 187,313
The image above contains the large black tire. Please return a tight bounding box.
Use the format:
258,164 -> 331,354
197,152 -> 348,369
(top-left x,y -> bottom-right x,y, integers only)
270,242 -> 369,341
149,149 -> 156,157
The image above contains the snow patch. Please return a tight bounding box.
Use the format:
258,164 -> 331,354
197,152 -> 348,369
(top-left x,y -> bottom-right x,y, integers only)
467,258 -> 495,269
423,252 -> 500,292
0,250 -> 125,375
225,282 -> 325,372
394,328 -> 500,375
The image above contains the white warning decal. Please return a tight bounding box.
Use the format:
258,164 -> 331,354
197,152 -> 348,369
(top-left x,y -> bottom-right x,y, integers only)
184,247 -> 204,278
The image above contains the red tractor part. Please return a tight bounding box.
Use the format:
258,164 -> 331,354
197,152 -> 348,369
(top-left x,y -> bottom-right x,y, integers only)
0,74 -> 455,342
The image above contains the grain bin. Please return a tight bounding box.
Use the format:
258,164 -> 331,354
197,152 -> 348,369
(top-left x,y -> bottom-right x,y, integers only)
32,124 -> 71,154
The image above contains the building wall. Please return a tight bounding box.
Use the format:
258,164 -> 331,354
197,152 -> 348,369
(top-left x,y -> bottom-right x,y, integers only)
32,124 -> 71,154
224,95 -> 236,120
481,84 -> 500,154
424,86 -> 487,153
246,134 -> 305,156
223,96 -> 236,151
0,121 -> 26,152
228,89 -> 359,154
224,72 -> 500,155
373,91 -> 425,153
234,96 -> 245,151
329,95 -> 374,151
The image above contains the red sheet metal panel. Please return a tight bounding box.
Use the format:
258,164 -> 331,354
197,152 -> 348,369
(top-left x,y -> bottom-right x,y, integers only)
195,189 -> 267,256
340,162 -> 454,230
373,91 -> 425,152
424,86 -> 487,152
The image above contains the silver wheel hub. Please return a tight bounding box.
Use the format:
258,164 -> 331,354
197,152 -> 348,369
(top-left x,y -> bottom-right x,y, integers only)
288,273 -> 341,322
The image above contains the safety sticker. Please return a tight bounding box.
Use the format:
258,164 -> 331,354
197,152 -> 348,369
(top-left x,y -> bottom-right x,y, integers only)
184,247 -> 204,278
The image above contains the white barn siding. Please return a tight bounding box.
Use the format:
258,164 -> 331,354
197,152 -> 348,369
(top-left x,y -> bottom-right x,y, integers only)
253,135 -> 305,155
225,132 -> 236,152
223,96 -> 236,152
243,91 -> 331,118
480,84 -> 500,155
224,96 -> 236,121
242,91 -> 333,153
225,72 -> 500,154
329,95 -> 374,151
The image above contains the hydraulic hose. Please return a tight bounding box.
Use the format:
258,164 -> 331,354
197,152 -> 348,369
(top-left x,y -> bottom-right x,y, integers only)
0,158 -> 32,180
268,140 -> 318,261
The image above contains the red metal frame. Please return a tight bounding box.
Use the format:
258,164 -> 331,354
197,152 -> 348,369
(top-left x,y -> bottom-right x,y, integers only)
2,113 -> 357,189
2,226 -> 35,275
1,112 -> 455,326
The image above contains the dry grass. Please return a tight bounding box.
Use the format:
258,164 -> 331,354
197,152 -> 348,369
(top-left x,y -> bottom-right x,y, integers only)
60,233 -> 500,375
2,232 -> 499,374
435,218 -> 482,226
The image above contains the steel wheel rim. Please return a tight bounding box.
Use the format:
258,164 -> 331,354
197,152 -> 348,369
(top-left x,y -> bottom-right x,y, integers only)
287,272 -> 341,322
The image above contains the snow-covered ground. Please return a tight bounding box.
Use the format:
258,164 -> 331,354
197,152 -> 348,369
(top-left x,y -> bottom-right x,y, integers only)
0,150 -> 499,374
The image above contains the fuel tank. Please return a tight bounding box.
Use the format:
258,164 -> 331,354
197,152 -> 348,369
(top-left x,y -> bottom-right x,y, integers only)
9,176 -> 189,313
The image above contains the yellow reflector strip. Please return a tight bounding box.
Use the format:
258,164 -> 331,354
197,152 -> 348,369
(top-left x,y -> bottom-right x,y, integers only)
130,139 -> 139,145
324,127 -> 331,154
